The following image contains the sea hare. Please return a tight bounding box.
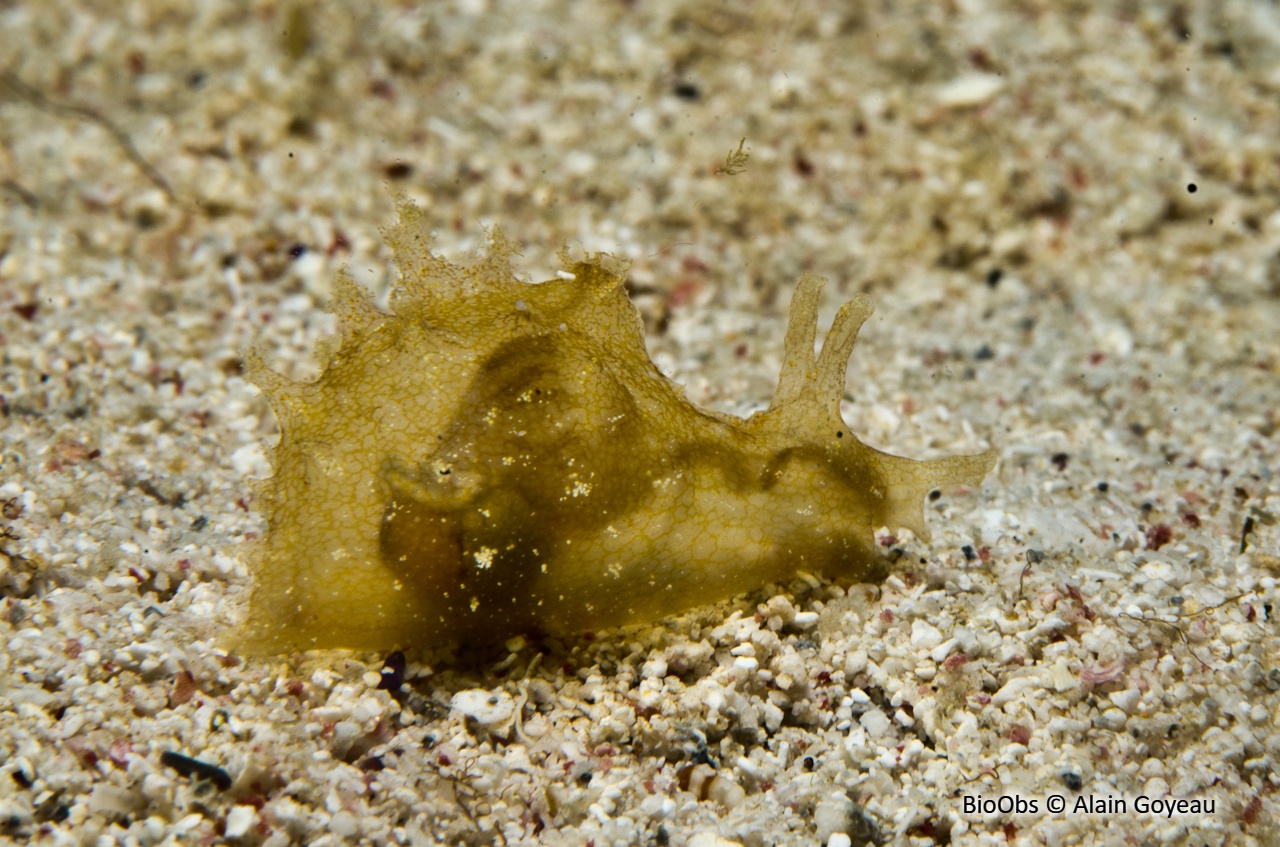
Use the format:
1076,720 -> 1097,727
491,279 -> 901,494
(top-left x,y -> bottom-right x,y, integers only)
233,201 -> 994,653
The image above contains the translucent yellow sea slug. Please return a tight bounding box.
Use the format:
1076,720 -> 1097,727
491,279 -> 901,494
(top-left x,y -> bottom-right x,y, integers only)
233,201 -> 994,654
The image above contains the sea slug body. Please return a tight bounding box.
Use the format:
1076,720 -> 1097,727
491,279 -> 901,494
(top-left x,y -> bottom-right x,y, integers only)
234,201 -> 994,654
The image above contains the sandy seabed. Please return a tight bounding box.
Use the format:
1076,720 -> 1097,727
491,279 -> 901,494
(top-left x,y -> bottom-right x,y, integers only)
2,2 -> 1279,845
